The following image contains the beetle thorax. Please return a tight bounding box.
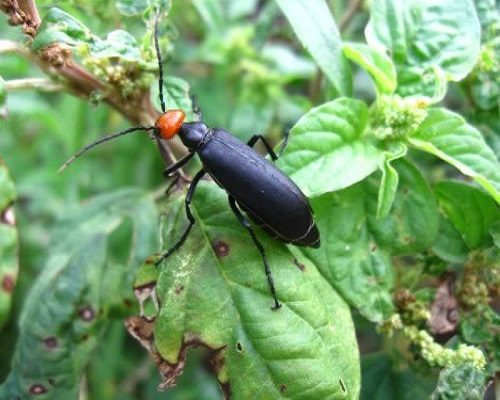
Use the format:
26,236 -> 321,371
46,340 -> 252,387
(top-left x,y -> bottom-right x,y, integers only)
178,122 -> 210,150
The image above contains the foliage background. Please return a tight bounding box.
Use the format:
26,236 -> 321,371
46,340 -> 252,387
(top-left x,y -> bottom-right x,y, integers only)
0,0 -> 498,399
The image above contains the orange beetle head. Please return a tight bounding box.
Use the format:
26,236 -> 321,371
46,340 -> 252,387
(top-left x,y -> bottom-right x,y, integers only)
154,109 -> 185,140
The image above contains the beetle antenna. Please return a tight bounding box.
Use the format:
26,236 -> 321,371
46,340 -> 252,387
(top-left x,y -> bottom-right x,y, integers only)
154,12 -> 166,113
58,126 -> 155,172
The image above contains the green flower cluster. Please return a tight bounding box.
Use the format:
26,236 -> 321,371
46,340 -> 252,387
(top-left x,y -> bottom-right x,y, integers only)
404,326 -> 486,370
369,95 -> 427,140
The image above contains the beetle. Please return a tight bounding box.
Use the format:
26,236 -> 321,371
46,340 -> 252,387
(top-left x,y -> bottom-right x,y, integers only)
60,15 -> 320,310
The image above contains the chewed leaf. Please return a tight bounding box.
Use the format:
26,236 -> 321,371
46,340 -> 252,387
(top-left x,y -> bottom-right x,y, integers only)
0,189 -> 158,399
129,182 -> 361,398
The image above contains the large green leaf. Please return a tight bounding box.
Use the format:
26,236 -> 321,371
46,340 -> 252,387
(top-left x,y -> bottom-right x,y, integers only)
366,0 -> 481,100
0,159 -> 18,330
409,108 -> 500,203
275,0 -> 352,96
0,189 -> 158,399
299,184 -> 394,322
277,98 -> 384,197
128,182 -> 360,398
435,181 -> 500,249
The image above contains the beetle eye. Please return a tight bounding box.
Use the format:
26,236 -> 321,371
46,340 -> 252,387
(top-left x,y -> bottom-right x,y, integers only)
154,109 -> 185,140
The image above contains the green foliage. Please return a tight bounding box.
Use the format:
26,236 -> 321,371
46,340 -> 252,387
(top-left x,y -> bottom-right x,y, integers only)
0,0 -> 498,399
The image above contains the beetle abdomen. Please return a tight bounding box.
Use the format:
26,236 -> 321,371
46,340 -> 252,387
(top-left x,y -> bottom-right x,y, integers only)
199,129 -> 320,248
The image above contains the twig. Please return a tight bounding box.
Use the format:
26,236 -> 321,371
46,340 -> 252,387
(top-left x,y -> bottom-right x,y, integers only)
339,0 -> 364,33
0,0 -> 185,164
4,78 -> 63,91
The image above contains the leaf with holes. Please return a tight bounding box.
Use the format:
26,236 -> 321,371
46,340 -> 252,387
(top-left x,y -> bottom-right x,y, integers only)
0,159 -> 18,329
277,98 -> 384,197
0,189 -> 158,399
128,182 -> 361,398
410,108 -> 500,203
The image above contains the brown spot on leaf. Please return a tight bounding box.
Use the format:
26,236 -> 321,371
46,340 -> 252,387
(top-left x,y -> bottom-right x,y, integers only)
236,342 -> 243,352
280,384 -> 287,393
43,337 -> 57,349
2,274 -> 15,292
78,306 -> 94,321
175,285 -> 184,295
293,258 -> 306,271
403,188 -> 410,196
29,384 -> 47,395
370,243 -> 377,252
213,240 -> 230,257
339,378 -> 347,393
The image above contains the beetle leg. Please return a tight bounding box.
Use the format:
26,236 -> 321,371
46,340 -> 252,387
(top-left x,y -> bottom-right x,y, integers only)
155,169 -> 206,266
163,152 -> 195,178
228,195 -> 282,310
246,130 -> 290,161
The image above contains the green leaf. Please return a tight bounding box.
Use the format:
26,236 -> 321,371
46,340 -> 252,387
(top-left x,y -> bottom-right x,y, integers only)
31,8 -> 93,51
151,76 -> 195,120
435,181 -> 500,249
131,182 -> 361,397
367,159 -> 439,255
116,0 -> 149,16
0,159 -> 18,329
409,108 -> 500,203
277,98 -> 384,197
0,189 -> 158,399
431,215 -> 469,263
299,184 -> 394,322
377,143 -> 407,218
275,0 -> 352,96
88,30 -> 142,61
430,363 -> 487,400
366,0 -> 481,100
361,353 -> 436,400
343,43 -> 397,96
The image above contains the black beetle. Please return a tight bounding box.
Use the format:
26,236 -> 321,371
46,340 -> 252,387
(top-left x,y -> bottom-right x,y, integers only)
60,15 -> 320,310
